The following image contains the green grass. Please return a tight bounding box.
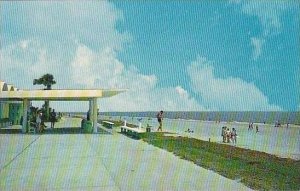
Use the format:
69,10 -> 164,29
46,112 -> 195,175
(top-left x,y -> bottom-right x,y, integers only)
140,132 -> 300,190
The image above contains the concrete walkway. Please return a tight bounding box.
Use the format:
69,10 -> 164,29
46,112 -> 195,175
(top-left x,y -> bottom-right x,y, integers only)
0,118 -> 251,191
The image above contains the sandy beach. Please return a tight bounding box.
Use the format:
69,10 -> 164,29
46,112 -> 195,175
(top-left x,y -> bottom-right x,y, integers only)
106,116 -> 300,160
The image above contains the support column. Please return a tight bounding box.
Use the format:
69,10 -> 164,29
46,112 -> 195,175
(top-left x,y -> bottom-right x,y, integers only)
92,98 -> 98,133
88,99 -> 93,121
22,99 -> 29,133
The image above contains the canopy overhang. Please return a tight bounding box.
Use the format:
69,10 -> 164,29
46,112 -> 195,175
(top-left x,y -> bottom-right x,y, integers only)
0,88 -> 127,134
0,89 -> 127,101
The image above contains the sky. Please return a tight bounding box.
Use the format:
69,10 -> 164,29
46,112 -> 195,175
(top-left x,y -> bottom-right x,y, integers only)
0,0 -> 299,112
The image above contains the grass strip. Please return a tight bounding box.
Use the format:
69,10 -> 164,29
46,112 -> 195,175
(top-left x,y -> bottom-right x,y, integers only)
140,132 -> 300,190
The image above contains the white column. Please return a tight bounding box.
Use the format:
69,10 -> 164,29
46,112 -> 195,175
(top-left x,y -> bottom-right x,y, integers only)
92,98 -> 98,133
22,99 -> 29,133
89,99 -> 93,121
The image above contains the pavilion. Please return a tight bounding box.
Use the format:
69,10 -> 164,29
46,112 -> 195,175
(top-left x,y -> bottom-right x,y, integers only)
0,80 -> 126,133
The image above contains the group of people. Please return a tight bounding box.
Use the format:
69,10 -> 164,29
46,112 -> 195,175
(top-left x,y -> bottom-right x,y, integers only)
156,111 -> 239,144
34,109 -> 56,133
221,126 -> 237,144
248,122 -> 259,133
185,128 -> 194,133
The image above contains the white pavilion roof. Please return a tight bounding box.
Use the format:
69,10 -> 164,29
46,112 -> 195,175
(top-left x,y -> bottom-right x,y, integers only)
0,80 -> 126,101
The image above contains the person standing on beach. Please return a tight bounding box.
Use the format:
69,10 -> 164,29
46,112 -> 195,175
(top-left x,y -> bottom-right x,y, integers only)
157,110 -> 163,132
256,125 -> 259,133
231,128 -> 237,144
226,128 -> 231,143
50,109 -> 56,128
221,126 -> 226,143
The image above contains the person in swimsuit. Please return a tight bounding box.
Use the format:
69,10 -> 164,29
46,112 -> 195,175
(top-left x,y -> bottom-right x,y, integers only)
157,111 -> 163,132
231,128 -> 237,144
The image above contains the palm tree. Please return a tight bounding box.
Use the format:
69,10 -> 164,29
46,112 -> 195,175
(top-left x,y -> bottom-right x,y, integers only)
33,74 -> 56,120
33,73 -> 56,90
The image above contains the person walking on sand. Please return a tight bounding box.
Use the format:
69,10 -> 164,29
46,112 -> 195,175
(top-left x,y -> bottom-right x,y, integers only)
256,125 -> 259,133
157,110 -> 163,132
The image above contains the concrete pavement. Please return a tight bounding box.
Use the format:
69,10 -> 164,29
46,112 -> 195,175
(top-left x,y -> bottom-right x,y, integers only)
0,117 -> 251,191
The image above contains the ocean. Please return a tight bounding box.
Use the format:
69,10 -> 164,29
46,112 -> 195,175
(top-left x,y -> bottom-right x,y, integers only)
69,111 -> 300,125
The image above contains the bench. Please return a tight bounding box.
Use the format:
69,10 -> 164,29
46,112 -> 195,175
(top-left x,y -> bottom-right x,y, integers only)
102,121 -> 114,129
120,122 -> 145,138
97,123 -> 113,134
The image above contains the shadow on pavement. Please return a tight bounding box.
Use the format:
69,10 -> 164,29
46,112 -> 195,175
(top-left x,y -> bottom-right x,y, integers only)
44,127 -> 112,134
0,128 -> 22,134
0,127 -> 111,135
43,127 -> 83,134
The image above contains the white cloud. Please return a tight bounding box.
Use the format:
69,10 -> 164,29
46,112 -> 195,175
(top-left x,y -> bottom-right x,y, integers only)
2,1 -> 131,51
229,1 -> 295,62
70,45 -> 125,88
99,86 -> 205,112
19,40 -> 30,49
0,40 -> 68,89
1,1 -> 205,112
230,0 -> 293,36
187,56 -> 281,111
251,37 -> 265,60
3,1 -> 285,112
1,1 -> 128,89
175,86 -> 189,99
2,39 -> 205,112
69,45 -> 205,112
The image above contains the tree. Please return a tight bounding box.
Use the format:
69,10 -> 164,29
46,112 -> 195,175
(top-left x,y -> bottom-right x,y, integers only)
33,74 -> 56,121
33,73 -> 56,90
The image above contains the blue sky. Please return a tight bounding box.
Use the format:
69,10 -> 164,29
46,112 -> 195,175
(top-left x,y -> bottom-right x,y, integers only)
0,0 -> 299,111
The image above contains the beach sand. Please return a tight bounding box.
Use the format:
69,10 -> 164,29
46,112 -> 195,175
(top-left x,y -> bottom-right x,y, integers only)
107,116 -> 300,160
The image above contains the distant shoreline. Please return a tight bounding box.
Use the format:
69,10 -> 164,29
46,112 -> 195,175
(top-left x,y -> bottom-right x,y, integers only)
66,111 -> 300,125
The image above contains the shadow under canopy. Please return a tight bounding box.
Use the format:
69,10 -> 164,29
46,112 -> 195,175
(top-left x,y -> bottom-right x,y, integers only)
0,126 -> 111,135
